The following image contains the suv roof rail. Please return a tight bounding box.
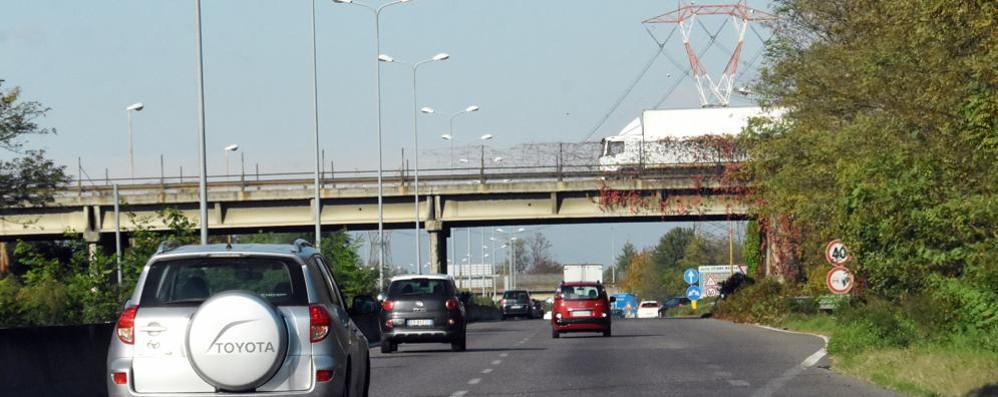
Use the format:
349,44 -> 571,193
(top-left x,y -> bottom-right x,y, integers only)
292,238 -> 314,253
156,240 -> 183,255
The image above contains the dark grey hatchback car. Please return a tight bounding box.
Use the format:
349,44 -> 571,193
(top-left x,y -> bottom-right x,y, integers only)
378,275 -> 466,353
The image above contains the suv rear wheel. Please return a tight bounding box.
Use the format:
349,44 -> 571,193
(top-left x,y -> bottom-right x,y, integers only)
380,340 -> 396,354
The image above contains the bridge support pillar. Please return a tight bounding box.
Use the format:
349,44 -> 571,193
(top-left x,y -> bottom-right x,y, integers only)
0,242 -> 9,276
425,221 -> 449,275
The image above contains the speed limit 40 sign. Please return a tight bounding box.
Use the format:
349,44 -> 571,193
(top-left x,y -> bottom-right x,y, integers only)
825,239 -> 851,267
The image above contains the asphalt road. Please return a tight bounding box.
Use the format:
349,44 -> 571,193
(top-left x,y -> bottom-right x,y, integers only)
368,317 -> 898,397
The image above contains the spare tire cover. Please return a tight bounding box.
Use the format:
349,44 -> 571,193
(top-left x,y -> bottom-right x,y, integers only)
186,291 -> 288,391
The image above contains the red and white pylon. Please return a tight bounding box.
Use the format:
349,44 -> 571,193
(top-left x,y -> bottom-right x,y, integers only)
644,1 -> 776,107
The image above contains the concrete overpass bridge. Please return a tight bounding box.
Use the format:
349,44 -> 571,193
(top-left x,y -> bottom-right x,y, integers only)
0,164 -> 749,273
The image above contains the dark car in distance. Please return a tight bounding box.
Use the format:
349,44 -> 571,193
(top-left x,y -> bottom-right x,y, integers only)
379,275 -> 467,353
501,290 -> 534,320
550,281 -> 615,338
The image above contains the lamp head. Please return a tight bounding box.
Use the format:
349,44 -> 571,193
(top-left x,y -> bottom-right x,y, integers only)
465,105 -> 480,112
420,107 -> 435,114
126,103 -> 144,111
441,134 -> 453,140
432,53 -> 450,61
332,0 -> 352,3
480,134 -> 493,141
224,144 -> 239,152
377,54 -> 394,63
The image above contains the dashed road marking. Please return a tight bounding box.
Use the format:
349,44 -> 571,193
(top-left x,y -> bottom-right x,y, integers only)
491,360 -> 502,365
729,380 -> 751,387
468,378 -> 482,385
482,368 -> 493,374
450,391 -> 468,397
499,353 -> 508,357
714,371 -> 733,378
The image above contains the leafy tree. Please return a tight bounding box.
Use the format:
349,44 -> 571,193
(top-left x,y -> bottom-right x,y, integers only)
651,227 -> 695,272
0,81 -> 68,210
319,230 -> 376,302
613,242 -> 638,279
744,0 -> 998,337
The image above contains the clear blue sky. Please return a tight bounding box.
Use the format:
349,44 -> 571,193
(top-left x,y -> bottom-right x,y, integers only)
2,0 -> 769,268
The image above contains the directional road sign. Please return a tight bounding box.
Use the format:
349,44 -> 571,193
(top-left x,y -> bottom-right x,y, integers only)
683,268 -> 699,285
686,285 -> 702,301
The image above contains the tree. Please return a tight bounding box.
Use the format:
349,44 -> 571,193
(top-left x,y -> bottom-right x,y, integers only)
0,81 -> 68,209
650,228 -> 696,297
613,242 -> 638,278
320,230 -> 376,302
526,233 -> 560,274
745,0 -> 998,331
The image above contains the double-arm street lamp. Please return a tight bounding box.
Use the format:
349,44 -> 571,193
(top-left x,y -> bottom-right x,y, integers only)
496,227 -> 525,289
333,0 -> 414,291
431,105 -> 480,167
380,52 -> 450,274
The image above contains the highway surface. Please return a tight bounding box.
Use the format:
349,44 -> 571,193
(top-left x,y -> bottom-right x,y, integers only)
369,318 -> 897,397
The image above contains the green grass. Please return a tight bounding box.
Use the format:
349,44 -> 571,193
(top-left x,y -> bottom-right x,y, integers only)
777,314 -> 998,397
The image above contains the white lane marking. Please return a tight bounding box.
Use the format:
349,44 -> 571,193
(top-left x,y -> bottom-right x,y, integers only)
482,368 -> 493,374
450,391 -> 468,397
714,371 -> 733,378
499,353 -> 509,357
491,360 -> 502,365
729,380 -> 751,387
468,378 -> 482,385
750,324 -> 830,397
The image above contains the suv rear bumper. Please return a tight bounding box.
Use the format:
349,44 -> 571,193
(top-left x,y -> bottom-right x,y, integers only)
502,305 -> 531,316
383,327 -> 463,343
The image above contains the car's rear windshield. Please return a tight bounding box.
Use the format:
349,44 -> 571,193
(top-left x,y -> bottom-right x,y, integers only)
558,285 -> 604,300
641,302 -> 659,308
503,291 -> 529,300
139,257 -> 308,307
388,278 -> 451,298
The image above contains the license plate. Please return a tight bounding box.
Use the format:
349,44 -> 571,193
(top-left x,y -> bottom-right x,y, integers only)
511,305 -> 523,309
572,310 -> 592,317
407,319 -> 434,327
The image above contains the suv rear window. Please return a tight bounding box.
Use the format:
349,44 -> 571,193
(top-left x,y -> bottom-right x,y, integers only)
139,257 -> 308,307
559,285 -> 604,300
503,291 -> 529,301
641,302 -> 659,308
388,278 -> 451,298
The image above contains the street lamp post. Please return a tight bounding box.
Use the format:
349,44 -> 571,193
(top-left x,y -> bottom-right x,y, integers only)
380,52 -> 450,274
310,0 -> 322,247
496,227 -> 524,289
333,0 -> 413,292
224,144 -> 239,179
126,103 -> 144,180
195,0 -> 209,245
434,105 -> 480,167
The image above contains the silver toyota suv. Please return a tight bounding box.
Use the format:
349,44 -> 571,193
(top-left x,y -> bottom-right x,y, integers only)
106,240 -> 371,397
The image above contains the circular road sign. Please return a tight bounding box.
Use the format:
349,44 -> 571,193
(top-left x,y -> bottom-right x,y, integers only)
826,267 -> 854,295
686,285 -> 702,301
825,239 -> 851,266
683,268 -> 699,285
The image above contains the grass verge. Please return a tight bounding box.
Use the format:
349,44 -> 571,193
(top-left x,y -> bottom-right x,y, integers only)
777,315 -> 998,397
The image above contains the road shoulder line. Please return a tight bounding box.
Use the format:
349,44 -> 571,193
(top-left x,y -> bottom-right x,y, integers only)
749,324 -> 829,397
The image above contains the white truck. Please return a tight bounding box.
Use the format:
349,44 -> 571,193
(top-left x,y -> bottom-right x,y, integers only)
563,264 -> 604,283
598,107 -> 776,172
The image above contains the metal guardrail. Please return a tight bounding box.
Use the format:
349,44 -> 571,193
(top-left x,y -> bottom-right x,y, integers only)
62,163 -> 729,199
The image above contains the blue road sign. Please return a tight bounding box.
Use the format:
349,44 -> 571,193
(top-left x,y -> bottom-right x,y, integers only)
684,268 -> 699,285
686,285 -> 702,301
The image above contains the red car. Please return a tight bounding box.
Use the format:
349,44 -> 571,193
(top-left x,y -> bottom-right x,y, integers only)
550,281 -> 616,338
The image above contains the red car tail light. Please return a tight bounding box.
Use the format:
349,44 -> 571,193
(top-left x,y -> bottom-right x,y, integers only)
309,305 -> 331,343
445,298 -> 459,311
112,372 -> 128,385
382,299 -> 395,311
116,306 -> 139,344
316,370 -> 334,382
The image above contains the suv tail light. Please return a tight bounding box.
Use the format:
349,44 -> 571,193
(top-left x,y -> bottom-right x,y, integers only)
382,299 -> 395,311
500,299 -> 507,306
445,298 -> 459,311
309,305 -> 330,343
116,306 -> 139,344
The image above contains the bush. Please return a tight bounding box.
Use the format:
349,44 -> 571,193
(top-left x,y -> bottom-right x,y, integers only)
0,276 -> 23,327
714,278 -> 793,324
829,297 -> 919,354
